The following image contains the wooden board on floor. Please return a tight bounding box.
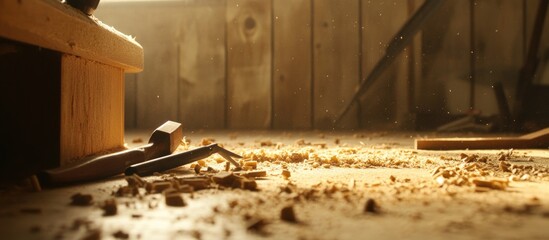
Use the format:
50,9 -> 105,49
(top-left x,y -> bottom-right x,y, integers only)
226,0 -> 272,129
473,0 -> 523,116
177,0 -> 226,129
359,0 -> 408,128
272,0 -> 312,129
313,0 -> 359,129
60,54 -> 124,165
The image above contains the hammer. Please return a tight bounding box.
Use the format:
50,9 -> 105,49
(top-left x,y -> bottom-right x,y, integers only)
40,121 -> 183,185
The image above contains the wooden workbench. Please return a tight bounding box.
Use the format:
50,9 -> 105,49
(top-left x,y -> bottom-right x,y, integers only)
0,0 -> 143,180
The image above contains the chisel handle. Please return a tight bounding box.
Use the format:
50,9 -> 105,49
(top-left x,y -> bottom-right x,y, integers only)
125,144 -> 217,176
41,148 -> 145,185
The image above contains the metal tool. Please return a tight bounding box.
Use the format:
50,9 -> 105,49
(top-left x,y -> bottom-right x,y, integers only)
41,121 -> 183,185
125,143 -> 242,176
65,0 -> 100,15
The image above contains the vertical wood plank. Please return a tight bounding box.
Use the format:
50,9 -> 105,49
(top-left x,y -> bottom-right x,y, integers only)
313,0 -> 360,129
360,0 -> 408,128
474,0 -> 523,116
273,0 -> 312,129
226,0 -> 272,129
421,1 -> 470,116
178,0 -> 226,129
60,54 -> 124,165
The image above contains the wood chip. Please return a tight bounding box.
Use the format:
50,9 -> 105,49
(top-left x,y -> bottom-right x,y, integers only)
238,179 -> 258,191
113,230 -> 129,239
244,161 -> 258,169
201,138 -> 215,145
125,174 -> 146,188
364,198 -> 379,213
194,164 -> 202,174
240,170 -> 267,178
102,199 -> 117,216
165,193 -> 186,207
281,169 -> 291,179
212,171 -> 239,187
148,181 -> 173,193
225,162 -> 231,171
179,177 -> 210,190
70,193 -> 93,206
280,205 -> 297,223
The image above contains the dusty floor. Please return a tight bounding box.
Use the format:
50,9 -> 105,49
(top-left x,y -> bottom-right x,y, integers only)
1,130 -> 549,240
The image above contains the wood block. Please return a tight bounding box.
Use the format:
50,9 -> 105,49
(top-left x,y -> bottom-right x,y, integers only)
60,54 -> 124,165
227,0 -> 272,128
273,0 -> 312,129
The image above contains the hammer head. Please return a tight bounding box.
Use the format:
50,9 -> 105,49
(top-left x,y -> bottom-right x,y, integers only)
145,121 -> 183,160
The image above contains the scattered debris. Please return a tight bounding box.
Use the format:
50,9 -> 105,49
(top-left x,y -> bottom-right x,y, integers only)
70,193 -> 93,206
280,205 -> 298,223
281,169 -> 291,179
113,230 -> 130,239
101,199 -> 117,216
165,193 -> 186,207
364,198 -> 379,214
200,138 -> 215,146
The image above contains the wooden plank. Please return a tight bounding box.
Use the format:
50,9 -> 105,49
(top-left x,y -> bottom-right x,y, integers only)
359,0 -> 408,128
0,0 -> 143,72
473,0 -> 523,116
416,127 -> 549,150
272,0 -> 312,129
226,0 -> 272,128
177,0 -> 226,129
421,1 -> 470,116
313,0 -> 359,129
60,54 -> 125,166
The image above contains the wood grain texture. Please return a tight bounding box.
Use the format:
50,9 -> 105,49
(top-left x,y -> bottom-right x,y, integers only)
60,54 -> 124,166
0,0 -> 143,72
226,0 -> 272,128
360,0 -> 408,128
178,0 -> 226,129
313,0 -> 359,129
473,0 -> 523,116
272,0 -> 312,129
421,1 -> 471,115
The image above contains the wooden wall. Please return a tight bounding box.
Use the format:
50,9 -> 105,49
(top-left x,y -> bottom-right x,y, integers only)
96,0 -> 548,130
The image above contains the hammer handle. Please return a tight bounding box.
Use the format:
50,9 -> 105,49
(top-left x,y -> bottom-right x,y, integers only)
41,149 -> 146,185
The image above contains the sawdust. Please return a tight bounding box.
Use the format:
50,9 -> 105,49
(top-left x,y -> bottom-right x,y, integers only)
2,132 -> 549,239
